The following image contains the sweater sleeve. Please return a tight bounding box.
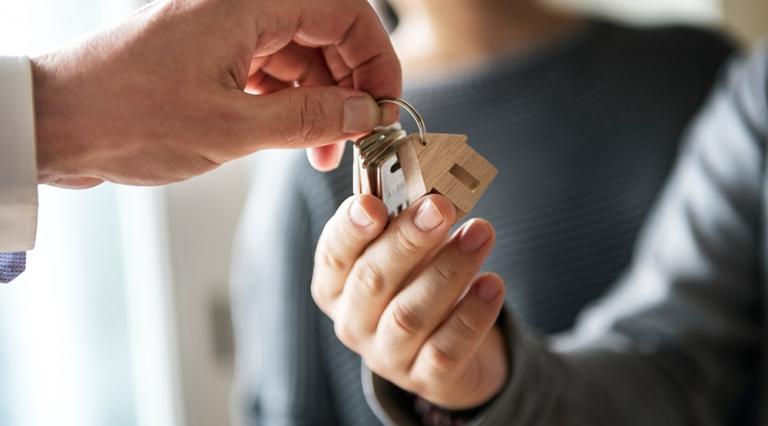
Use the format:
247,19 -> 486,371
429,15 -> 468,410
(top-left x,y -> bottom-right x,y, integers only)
367,46 -> 768,426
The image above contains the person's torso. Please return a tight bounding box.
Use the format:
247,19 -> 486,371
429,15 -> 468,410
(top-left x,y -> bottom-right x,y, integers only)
292,20 -> 733,425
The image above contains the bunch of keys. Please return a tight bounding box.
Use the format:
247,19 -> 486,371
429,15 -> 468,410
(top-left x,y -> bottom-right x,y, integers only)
353,98 -> 497,219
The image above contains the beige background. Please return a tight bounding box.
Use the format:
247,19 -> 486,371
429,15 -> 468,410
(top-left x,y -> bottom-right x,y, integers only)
723,0 -> 768,45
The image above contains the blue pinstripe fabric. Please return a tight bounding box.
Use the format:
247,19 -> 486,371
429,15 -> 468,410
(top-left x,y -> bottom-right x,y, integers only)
0,252 -> 26,283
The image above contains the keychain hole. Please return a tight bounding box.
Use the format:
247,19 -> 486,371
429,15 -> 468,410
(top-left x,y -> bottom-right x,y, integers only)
449,164 -> 480,191
390,161 -> 402,173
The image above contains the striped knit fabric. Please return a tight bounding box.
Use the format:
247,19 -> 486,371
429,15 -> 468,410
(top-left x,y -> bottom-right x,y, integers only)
230,20 -> 733,426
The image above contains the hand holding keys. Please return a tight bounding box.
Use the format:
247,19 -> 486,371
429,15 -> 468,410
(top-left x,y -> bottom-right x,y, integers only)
318,98 -> 505,411
353,98 -> 498,219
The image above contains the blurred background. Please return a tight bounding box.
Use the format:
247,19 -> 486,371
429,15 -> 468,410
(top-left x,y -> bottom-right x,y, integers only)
0,1 -> 765,425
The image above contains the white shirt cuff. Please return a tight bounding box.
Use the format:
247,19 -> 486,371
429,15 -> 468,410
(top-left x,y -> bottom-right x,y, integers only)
0,56 -> 38,251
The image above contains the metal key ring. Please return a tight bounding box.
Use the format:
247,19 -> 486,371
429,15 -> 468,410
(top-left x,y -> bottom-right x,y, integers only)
377,98 -> 428,145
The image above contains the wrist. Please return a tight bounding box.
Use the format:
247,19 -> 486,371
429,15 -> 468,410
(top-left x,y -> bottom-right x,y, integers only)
429,324 -> 509,410
31,54 -> 59,183
31,52 -> 84,184
414,394 -> 497,426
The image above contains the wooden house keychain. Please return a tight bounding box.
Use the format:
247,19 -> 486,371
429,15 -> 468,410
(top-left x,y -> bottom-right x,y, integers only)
353,98 -> 497,219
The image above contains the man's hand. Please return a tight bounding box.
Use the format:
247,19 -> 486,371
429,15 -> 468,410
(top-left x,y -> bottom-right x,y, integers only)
311,194 -> 508,410
32,0 -> 401,188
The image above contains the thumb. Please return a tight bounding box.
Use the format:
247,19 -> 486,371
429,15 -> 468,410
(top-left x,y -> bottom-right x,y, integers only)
239,86 -> 382,151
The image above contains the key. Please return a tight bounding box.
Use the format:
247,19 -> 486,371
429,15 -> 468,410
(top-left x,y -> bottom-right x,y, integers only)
353,98 -> 497,219
353,124 -> 409,216
377,151 -> 410,216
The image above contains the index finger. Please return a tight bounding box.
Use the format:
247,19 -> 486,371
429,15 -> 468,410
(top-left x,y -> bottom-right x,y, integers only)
291,0 -> 402,121
311,195 -> 389,315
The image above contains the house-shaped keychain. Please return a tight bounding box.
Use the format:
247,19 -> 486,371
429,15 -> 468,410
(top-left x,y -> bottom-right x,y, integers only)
396,133 -> 497,219
354,98 -> 498,219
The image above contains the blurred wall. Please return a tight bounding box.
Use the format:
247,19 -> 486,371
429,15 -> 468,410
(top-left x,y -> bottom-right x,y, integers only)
0,1 -> 148,425
162,161 -> 250,426
162,1 -> 767,426
548,0 -> 721,24
549,0 -> 767,44
723,0 -> 768,45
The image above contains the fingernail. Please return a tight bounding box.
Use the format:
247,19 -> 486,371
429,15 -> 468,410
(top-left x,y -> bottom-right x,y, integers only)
349,198 -> 373,228
413,199 -> 444,231
474,276 -> 501,302
344,96 -> 380,133
459,220 -> 490,252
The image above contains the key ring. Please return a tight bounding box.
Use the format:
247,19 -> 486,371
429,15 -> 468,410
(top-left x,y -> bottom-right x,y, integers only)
377,98 -> 428,145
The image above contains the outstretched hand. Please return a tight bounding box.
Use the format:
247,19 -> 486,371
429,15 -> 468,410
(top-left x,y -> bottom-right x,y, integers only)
311,194 -> 509,409
32,0 -> 401,188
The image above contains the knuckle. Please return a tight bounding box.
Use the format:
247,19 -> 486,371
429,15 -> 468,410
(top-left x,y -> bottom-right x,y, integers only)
389,300 -> 423,337
315,247 -> 348,272
295,92 -> 326,143
333,319 -> 359,350
422,343 -> 457,380
365,354 -> 416,394
310,279 -> 324,305
363,354 -> 386,376
451,314 -> 479,341
370,340 -> 405,373
431,261 -> 460,286
389,227 -> 423,256
309,278 -> 332,310
351,261 -> 388,297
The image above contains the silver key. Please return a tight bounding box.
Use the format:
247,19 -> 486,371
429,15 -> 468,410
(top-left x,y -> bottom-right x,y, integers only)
378,154 -> 409,216
353,123 -> 410,216
352,98 -> 431,218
